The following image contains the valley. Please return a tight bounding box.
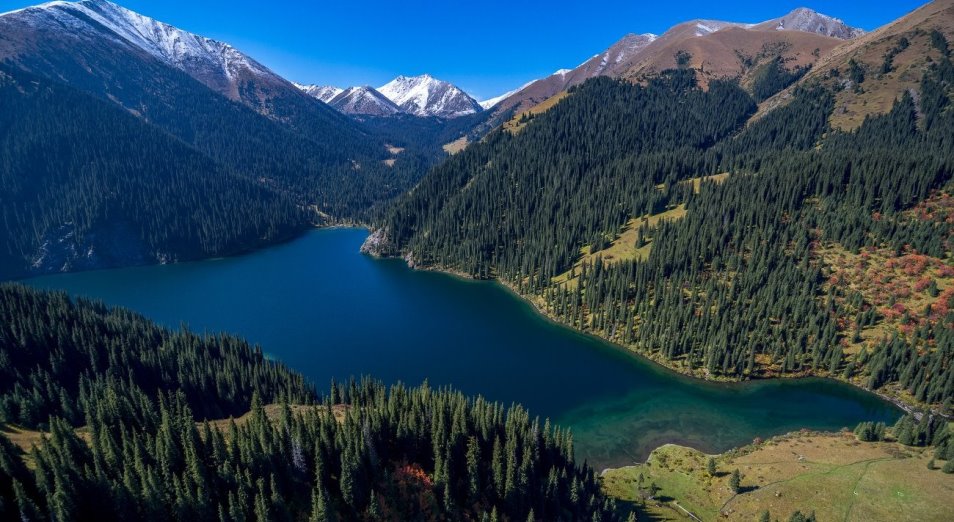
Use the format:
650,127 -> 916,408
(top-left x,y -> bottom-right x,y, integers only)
21,228 -> 900,470
1,0 -> 953,519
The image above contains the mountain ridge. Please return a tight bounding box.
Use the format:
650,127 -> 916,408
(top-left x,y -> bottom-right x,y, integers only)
298,73 -> 483,119
377,74 -> 482,118
484,6 -> 864,121
327,85 -> 403,116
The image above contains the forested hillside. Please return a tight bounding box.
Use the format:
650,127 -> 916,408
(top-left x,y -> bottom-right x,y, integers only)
0,62 -> 428,279
0,284 -> 616,521
0,65 -> 304,278
376,33 -> 954,412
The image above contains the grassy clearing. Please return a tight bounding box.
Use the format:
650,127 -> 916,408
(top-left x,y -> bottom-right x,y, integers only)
602,431 -> 954,521
553,204 -> 687,288
204,403 -> 349,431
442,136 -> 469,155
681,173 -> 730,194
503,91 -> 570,134
827,30 -> 944,131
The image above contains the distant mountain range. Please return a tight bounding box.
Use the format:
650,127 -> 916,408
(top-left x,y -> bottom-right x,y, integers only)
297,74 -> 482,119
295,6 -> 865,123
481,7 -> 864,117
0,0 -> 890,279
326,86 -> 403,116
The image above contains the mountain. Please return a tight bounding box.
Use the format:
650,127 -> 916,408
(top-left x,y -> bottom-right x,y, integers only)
377,74 -> 483,117
762,0 -> 954,130
294,83 -> 342,103
0,0 -> 336,126
327,85 -> 403,116
0,63 -> 306,278
489,34 -> 658,116
295,74 -> 482,119
753,7 -> 866,39
479,79 -> 535,109
371,7 -> 954,413
0,0 -> 431,278
488,7 -> 862,120
618,20 -> 844,85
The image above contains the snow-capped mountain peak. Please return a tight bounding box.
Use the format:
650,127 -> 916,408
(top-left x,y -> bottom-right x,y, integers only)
6,0 -> 272,83
295,84 -> 343,103
326,86 -> 402,116
377,74 -> 482,118
0,0 -> 298,112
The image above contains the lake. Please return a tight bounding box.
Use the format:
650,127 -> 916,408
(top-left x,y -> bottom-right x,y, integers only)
23,228 -> 899,469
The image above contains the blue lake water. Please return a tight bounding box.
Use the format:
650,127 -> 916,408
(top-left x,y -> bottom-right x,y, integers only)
23,228 -> 900,468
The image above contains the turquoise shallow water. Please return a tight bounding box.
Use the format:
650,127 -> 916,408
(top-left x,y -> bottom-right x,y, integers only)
22,228 -> 900,469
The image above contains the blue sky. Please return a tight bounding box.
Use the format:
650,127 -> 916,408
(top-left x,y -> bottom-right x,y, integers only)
0,0 -> 927,100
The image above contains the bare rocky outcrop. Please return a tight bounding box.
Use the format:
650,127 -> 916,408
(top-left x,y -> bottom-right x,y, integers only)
359,228 -> 393,257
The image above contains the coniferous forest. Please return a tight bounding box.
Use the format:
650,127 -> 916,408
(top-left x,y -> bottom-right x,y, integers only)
0,64 -> 430,280
377,34 -> 954,412
0,284 -> 615,522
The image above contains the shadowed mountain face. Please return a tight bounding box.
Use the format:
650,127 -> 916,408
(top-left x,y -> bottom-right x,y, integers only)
0,0 -> 437,279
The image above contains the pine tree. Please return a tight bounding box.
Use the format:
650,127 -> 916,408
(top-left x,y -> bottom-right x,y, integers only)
467,436 -> 481,503
729,469 -> 741,493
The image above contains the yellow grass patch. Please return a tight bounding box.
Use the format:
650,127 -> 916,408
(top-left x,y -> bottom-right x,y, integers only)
503,91 -> 570,134
682,173 -> 730,194
825,31 -> 946,131
442,136 -> 469,155
602,432 -> 954,521
553,204 -> 687,288
204,403 -> 349,432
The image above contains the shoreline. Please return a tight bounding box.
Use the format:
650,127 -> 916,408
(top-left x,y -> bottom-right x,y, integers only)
384,255 -> 938,420
16,224 -> 937,424
9,222 -> 369,283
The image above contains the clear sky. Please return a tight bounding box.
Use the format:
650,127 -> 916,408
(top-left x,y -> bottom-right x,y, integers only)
0,0 -> 928,100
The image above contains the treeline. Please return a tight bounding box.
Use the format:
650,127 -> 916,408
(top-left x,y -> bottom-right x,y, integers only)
0,285 -> 616,521
0,63 -> 428,279
855,413 -> 954,472
749,56 -> 811,103
378,37 -> 954,409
